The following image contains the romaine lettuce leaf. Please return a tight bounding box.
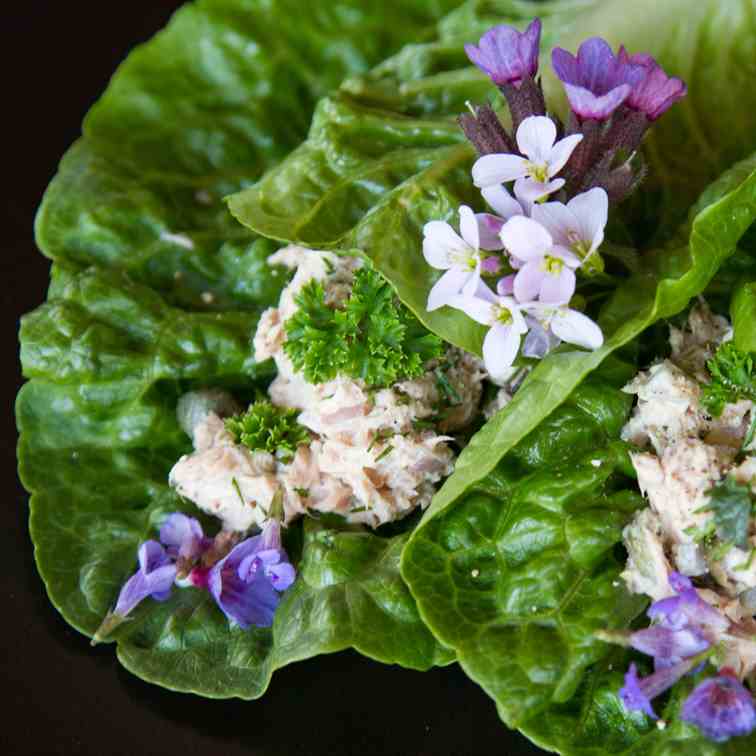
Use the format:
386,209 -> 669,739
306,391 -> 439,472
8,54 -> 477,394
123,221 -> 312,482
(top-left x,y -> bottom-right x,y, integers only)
17,267 -> 451,698
34,0 -> 460,311
399,156 -> 756,753
228,0 -> 756,349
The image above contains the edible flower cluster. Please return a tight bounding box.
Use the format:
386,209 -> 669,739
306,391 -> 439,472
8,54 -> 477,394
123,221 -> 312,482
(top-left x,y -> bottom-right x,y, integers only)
605,573 -> 756,742
423,19 -> 686,381
95,512 -> 295,640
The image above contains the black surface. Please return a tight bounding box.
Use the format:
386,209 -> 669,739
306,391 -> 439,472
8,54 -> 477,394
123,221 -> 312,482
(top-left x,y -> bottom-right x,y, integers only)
5,3 -> 544,755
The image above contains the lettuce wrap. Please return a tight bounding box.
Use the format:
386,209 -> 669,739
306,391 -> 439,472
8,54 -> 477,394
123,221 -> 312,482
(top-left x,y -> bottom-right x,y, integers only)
17,0 -> 756,752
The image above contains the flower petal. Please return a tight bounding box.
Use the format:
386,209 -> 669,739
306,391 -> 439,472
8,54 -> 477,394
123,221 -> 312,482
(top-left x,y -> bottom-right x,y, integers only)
476,214 -> 505,250
446,292 -> 495,325
546,133 -> 583,176
500,215 -> 553,261
531,201 -> 578,247
681,672 -> 756,742
539,266 -> 575,305
567,187 -> 608,255
423,221 -> 466,269
159,513 -> 205,560
514,176 -> 564,204
472,153 -> 528,187
482,184 -> 524,220
563,82 -> 631,120
483,323 -> 521,381
496,274 -> 515,296
427,267 -> 471,311
513,260 -> 544,304
459,205 -> 479,250
551,308 -> 603,349
515,115 -> 556,163
138,540 -> 171,573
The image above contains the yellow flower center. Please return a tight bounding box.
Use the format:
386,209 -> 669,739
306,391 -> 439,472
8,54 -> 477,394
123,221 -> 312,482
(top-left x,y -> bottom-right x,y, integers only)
495,306 -> 513,326
526,161 -> 549,184
542,255 -> 564,276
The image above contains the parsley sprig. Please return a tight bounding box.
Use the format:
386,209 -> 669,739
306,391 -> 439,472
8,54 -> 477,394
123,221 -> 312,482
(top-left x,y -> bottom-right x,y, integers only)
702,342 -> 756,416
284,266 -> 443,387
225,401 -> 309,459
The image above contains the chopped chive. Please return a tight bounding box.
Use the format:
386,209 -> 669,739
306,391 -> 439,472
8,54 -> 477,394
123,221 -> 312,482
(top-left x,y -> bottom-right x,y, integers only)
374,444 -> 394,462
231,477 -> 245,506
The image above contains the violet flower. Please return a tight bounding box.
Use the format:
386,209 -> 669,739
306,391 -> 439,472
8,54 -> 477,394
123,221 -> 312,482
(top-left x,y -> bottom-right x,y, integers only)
647,572 -> 729,637
208,520 -> 295,629
619,49 -> 687,121
464,19 -> 541,88
160,512 -> 211,563
620,658 -> 699,719
113,540 -> 178,618
681,669 -> 756,742
551,38 -> 644,121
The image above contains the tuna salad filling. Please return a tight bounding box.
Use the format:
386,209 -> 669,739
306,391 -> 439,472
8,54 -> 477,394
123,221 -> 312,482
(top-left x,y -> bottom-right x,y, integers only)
169,246 -> 512,531
620,301 -> 756,680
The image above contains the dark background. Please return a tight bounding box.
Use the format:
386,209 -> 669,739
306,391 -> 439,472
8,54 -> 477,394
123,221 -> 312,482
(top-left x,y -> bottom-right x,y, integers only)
4,3 -> 542,755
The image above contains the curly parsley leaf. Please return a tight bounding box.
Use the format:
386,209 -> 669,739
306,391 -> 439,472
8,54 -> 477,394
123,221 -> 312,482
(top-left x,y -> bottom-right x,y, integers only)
284,266 -> 443,387
701,475 -> 754,549
225,401 -> 309,458
702,342 -> 756,416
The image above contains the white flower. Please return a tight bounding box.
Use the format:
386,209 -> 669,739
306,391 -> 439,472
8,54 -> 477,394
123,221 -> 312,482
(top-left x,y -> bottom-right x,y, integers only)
531,188 -> 608,266
423,205 -> 486,311
522,301 -> 604,351
472,115 -> 583,203
449,283 -> 529,382
499,215 -> 580,305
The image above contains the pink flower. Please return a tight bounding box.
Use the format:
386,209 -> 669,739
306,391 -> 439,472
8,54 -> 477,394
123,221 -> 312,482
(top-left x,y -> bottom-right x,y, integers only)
472,116 -> 582,203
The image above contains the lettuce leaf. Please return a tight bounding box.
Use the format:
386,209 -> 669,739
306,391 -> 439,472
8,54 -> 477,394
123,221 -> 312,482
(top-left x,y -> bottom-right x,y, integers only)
21,0 -> 463,697
228,0 -> 756,350
17,267 -> 452,698
34,0 -> 459,311
399,157 -> 756,753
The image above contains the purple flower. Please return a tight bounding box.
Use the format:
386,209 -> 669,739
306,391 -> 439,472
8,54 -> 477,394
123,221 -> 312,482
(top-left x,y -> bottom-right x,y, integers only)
208,521 -> 296,629
620,658 -> 699,719
618,49 -> 687,120
551,38 -> 645,121
629,625 -> 710,670
465,19 -> 541,88
681,669 -> 756,742
113,540 -> 178,617
159,512 -> 211,562
647,572 -> 729,637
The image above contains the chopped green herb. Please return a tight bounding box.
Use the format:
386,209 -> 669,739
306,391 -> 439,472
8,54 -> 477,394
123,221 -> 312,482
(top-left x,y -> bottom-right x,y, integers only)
707,539 -> 734,562
350,506 -> 368,513
374,445 -> 394,462
702,342 -> 756,416
434,366 -> 462,406
231,477 -> 246,506
734,547 -> 756,571
284,266 -> 443,387
294,487 -> 310,498
367,428 -> 393,452
225,400 -> 309,457
700,475 -> 754,549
